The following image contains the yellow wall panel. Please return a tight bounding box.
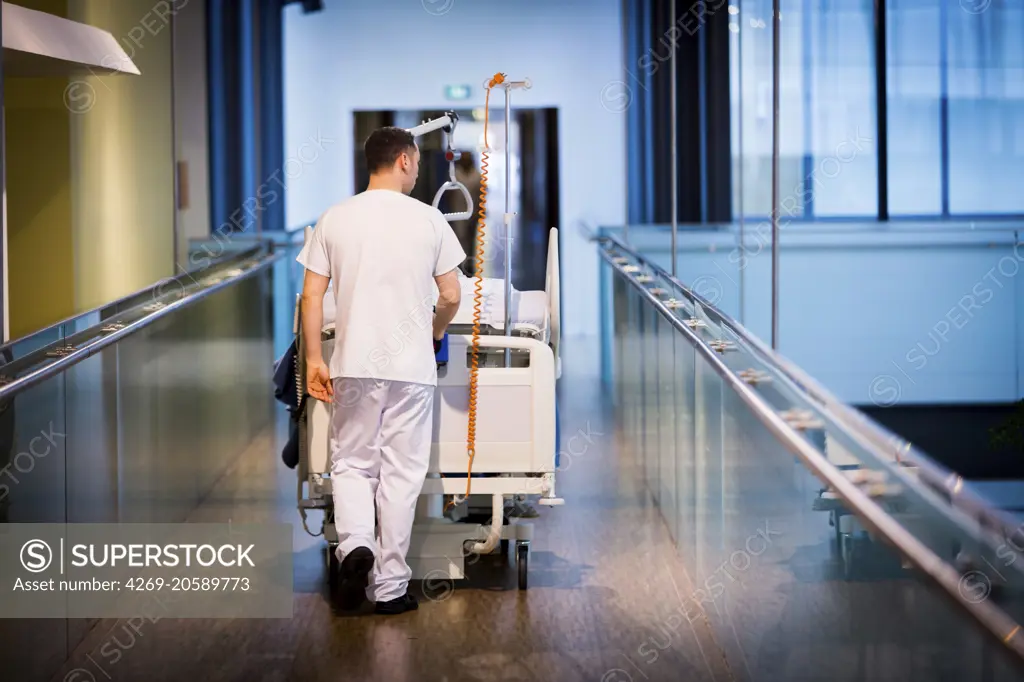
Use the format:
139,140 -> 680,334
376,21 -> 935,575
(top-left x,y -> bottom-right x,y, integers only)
68,0 -> 176,312
4,76 -> 75,339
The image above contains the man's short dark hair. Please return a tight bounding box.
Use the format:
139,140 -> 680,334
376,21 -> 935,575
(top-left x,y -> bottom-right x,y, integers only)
364,127 -> 416,174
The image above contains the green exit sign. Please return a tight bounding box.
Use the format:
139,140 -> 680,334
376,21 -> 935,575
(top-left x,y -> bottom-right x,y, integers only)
445,85 -> 471,101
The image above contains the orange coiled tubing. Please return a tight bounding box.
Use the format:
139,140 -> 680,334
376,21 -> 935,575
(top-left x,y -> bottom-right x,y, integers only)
447,72 -> 504,511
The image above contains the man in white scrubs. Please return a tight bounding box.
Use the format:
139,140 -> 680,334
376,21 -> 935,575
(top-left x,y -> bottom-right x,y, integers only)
298,126 -> 466,615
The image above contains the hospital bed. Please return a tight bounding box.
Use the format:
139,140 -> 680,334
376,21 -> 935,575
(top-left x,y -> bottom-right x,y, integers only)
815,432 -> 921,579
294,225 -> 563,591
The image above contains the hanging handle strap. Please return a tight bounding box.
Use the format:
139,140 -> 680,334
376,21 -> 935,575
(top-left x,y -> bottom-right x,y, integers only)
431,123 -> 473,222
432,180 -> 473,221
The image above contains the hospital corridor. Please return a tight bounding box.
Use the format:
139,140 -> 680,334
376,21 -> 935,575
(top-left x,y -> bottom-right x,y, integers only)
3,0 -> 1024,681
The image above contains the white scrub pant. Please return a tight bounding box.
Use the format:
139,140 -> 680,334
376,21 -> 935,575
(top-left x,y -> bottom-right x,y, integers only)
330,377 -> 434,603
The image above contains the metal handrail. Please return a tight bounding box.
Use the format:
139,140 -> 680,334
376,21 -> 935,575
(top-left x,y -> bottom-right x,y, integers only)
600,244 -> 1024,661
0,248 -> 281,402
599,224 -> 1023,255
601,233 -> 1024,546
603,220 -> 1024,234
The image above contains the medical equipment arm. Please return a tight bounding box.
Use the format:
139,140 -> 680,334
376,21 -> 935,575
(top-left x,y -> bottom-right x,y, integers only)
407,112 -> 456,138
407,112 -> 474,222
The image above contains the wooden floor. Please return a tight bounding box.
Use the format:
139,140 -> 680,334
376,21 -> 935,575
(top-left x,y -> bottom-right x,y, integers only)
49,355 -> 734,682
41,330 -> 1024,682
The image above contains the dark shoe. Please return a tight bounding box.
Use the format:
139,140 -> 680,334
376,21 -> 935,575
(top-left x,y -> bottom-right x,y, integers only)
374,593 -> 419,615
337,546 -> 374,610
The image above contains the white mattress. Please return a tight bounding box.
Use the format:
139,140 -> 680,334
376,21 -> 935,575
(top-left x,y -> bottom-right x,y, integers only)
319,275 -> 549,340
449,277 -> 548,336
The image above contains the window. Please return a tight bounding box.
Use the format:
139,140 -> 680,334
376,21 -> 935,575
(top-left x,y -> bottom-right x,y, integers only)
807,0 -> 877,217
731,0 -> 1024,220
947,0 -> 1024,215
888,0 -> 1024,216
730,0 -> 878,220
731,0 -> 804,218
887,0 -> 943,216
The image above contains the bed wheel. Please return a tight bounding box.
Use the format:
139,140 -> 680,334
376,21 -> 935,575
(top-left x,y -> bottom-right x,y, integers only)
516,541 -> 529,590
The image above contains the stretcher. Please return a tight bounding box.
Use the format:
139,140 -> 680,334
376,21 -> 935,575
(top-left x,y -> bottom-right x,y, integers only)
815,432 -> 920,579
295,226 -> 563,590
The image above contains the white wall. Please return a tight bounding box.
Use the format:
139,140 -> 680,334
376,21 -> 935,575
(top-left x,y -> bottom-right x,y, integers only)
282,0 -> 626,337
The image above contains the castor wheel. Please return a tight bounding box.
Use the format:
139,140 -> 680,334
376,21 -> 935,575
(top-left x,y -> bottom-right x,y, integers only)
516,541 -> 529,590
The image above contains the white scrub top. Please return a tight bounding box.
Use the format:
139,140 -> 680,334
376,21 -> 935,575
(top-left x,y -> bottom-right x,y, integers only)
298,189 -> 466,386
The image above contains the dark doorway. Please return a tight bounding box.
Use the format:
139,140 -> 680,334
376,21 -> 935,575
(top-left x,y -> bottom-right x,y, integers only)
352,108 -> 559,293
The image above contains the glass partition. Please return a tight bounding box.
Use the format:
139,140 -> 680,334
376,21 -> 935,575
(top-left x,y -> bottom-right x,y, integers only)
0,248 -> 277,682
0,373 -> 69,680
604,236 -> 1024,679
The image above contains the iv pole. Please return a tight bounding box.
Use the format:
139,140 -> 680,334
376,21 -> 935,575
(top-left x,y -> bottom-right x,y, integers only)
770,0 -> 780,350
495,77 -> 531,367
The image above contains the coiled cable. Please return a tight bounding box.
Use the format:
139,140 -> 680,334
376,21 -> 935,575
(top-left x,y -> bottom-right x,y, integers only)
447,72 -> 505,511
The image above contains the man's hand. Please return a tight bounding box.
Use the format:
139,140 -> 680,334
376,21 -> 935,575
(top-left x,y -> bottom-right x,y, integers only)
307,361 -> 334,403
300,268 -> 332,401
433,269 -> 462,340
